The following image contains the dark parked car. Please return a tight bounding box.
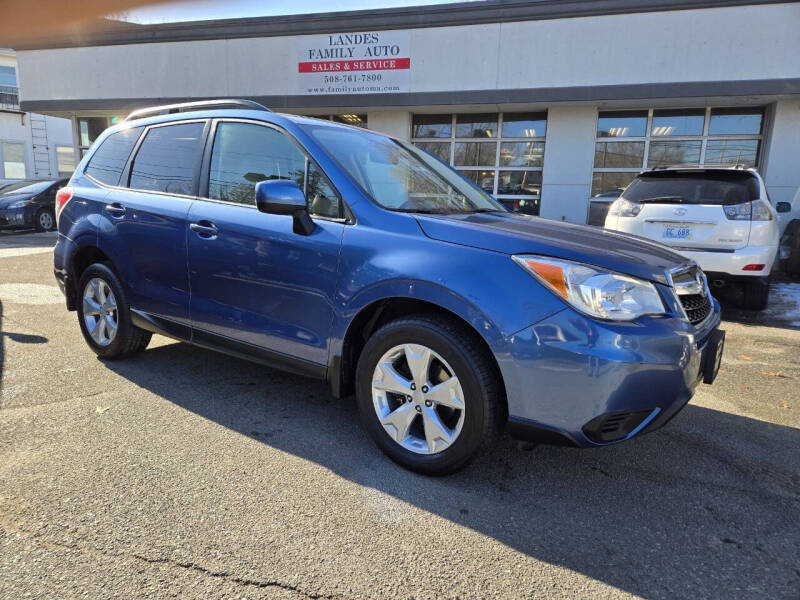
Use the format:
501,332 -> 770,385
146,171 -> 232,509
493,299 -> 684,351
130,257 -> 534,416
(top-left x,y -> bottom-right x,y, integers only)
54,100 -> 724,475
587,188 -> 624,226
0,178 -> 68,231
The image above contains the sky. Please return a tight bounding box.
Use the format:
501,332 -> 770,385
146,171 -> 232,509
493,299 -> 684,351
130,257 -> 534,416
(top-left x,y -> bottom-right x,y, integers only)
118,0 -> 479,23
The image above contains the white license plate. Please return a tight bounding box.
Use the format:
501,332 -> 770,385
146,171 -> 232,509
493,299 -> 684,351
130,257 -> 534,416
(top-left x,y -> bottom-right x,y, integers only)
662,225 -> 692,240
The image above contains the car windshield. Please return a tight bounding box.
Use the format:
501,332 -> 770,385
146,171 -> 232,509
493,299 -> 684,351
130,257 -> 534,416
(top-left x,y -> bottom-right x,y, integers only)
301,123 -> 505,214
622,171 -> 759,205
0,180 -> 53,196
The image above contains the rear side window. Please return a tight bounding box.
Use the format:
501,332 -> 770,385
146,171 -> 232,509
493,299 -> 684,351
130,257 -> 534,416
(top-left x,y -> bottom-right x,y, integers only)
85,127 -> 142,186
622,172 -> 759,205
129,122 -> 205,195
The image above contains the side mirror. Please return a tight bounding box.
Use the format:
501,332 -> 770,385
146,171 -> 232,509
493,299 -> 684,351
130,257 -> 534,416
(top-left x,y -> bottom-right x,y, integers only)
255,179 -> 315,235
776,201 -> 791,213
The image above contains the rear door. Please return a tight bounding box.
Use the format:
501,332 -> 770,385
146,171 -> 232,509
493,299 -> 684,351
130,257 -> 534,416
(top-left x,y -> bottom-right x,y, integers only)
186,119 -> 344,367
626,171 -> 756,251
102,120 -> 208,327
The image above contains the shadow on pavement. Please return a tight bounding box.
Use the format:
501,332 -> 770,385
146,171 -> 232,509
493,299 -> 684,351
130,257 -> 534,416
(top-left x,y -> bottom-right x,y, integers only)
101,341 -> 800,599
0,230 -> 57,250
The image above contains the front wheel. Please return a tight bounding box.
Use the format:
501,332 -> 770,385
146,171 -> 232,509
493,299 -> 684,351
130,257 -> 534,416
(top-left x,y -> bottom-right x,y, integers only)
355,315 -> 504,475
76,263 -> 151,359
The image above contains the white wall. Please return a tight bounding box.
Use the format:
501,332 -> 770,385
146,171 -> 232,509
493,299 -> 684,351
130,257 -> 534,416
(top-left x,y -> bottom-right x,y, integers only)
366,111 -> 411,140
763,100 -> 800,232
539,106 -> 597,223
17,3 -> 800,103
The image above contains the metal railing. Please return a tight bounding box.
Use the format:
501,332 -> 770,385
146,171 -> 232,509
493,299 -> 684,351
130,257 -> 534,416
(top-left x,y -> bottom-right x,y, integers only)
0,85 -> 19,110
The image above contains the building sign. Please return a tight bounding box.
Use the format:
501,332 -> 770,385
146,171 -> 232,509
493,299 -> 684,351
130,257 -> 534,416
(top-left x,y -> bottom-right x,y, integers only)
297,31 -> 411,95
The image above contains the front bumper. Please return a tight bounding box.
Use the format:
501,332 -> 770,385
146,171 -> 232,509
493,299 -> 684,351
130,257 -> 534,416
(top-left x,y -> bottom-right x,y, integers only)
679,244 -> 778,277
499,299 -> 722,447
0,206 -> 34,229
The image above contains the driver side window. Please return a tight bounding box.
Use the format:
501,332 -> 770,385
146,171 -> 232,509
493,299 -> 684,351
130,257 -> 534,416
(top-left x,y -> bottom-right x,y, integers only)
208,121 -> 341,219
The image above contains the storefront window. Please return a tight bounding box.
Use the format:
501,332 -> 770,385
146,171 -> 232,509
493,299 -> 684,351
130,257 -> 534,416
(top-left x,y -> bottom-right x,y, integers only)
1,141 -> 25,179
454,142 -> 496,166
708,108 -> 763,135
597,110 -> 647,137
500,142 -> 544,167
594,142 -> 645,169
501,112 -> 547,138
411,114 -> 451,138
414,141 -> 450,162
704,139 -> 759,167
455,114 -> 497,138
78,117 -> 108,148
591,107 -> 764,198
651,109 -> 705,136
460,169 -> 495,193
647,140 -> 702,167
56,146 -> 75,177
412,112 -> 547,215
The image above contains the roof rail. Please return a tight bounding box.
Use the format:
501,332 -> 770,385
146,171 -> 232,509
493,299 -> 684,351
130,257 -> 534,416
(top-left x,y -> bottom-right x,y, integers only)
124,99 -> 270,122
650,163 -> 750,171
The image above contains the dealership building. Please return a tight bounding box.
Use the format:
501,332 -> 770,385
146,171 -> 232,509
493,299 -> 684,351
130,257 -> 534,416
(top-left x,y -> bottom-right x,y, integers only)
14,0 -> 800,223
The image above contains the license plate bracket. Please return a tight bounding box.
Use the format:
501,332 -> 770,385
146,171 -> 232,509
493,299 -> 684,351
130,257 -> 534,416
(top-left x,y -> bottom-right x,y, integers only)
663,225 -> 692,240
702,329 -> 725,384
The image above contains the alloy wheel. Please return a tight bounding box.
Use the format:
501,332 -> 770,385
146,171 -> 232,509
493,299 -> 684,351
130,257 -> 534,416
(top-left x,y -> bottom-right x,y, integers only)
371,343 -> 466,454
39,211 -> 54,231
82,277 -> 118,346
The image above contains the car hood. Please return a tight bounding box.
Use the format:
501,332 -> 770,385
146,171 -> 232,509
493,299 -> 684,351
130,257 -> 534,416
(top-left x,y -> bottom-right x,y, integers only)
415,212 -> 690,284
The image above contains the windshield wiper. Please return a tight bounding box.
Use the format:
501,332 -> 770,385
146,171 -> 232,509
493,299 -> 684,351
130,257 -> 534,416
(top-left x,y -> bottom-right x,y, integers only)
392,208 -> 455,214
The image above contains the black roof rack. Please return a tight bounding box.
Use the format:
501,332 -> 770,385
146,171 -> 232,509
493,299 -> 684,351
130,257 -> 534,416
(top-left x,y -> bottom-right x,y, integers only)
124,99 -> 270,122
650,163 -> 749,171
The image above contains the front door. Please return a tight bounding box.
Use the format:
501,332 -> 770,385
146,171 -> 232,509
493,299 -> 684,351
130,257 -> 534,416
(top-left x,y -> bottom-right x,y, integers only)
187,120 -> 345,367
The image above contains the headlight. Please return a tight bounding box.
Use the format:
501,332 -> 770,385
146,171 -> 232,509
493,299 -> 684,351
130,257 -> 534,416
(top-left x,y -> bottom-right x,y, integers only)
7,199 -> 30,209
513,255 -> 666,321
607,198 -> 642,217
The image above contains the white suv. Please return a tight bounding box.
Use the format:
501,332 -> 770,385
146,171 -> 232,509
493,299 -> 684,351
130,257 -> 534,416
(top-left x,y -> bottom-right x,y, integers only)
604,167 -> 779,310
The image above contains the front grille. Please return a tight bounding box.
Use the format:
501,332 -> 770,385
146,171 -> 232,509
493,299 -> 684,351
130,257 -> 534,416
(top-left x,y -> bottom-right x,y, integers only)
671,265 -> 712,325
679,293 -> 712,325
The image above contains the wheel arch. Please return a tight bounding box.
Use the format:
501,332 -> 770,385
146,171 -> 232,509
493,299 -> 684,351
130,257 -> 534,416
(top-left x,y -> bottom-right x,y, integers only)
66,245 -> 113,310
329,294 -> 508,410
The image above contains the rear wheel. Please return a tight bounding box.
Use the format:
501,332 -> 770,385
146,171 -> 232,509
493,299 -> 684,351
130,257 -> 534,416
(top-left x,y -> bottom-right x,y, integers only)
742,278 -> 769,311
355,315 -> 504,475
35,208 -> 55,232
77,263 -> 151,359
782,220 -> 800,278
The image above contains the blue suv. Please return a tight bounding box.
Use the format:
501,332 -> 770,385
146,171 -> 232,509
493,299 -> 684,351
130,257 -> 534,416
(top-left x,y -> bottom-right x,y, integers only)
54,100 -> 724,474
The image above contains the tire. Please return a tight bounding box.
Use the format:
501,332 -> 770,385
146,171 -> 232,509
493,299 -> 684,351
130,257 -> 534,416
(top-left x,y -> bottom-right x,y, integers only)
783,220 -> 800,278
76,263 -> 152,359
742,278 -> 769,311
35,208 -> 55,232
355,314 -> 505,476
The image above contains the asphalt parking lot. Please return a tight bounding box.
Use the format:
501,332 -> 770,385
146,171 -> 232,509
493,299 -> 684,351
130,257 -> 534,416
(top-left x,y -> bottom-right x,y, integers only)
1,231 -> 798,599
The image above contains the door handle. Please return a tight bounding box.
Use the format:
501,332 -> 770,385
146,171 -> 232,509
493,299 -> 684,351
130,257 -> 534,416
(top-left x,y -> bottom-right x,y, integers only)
104,202 -> 126,217
189,221 -> 219,239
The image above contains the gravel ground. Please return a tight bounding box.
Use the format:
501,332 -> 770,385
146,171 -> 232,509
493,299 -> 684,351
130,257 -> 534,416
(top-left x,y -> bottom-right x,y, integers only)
1,231 -> 799,599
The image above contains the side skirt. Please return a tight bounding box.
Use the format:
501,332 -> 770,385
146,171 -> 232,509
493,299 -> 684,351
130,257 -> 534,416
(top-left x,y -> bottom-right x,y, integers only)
130,309 -> 327,380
